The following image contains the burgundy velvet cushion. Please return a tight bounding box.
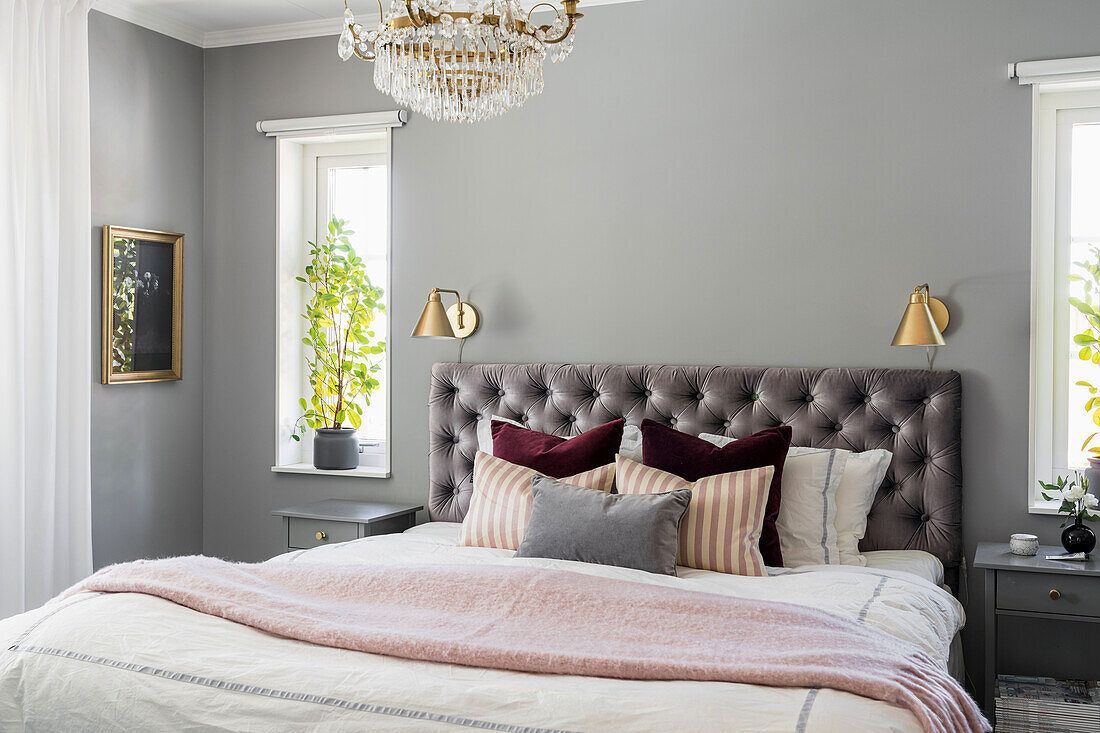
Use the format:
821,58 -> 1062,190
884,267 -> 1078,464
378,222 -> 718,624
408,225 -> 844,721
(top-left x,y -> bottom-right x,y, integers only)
490,419 -> 625,478
640,419 -> 792,567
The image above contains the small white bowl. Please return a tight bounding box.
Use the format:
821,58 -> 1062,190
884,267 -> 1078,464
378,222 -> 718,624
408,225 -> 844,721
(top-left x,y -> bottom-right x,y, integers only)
1009,533 -> 1040,556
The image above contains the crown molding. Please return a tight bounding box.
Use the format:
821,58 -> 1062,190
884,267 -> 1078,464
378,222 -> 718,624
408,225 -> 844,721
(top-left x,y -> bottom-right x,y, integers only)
204,16 -> 351,49
94,0 -> 206,47
94,0 -> 643,50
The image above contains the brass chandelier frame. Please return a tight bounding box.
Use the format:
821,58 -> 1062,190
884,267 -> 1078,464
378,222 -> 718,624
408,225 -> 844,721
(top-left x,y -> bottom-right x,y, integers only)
344,1 -> 583,63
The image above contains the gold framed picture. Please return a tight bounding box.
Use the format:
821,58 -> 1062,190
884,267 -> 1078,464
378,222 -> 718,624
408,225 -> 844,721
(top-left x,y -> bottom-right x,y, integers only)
101,225 -> 184,384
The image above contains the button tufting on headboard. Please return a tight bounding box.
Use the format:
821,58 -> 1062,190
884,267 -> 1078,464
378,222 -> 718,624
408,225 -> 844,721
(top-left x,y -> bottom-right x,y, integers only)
428,363 -> 963,593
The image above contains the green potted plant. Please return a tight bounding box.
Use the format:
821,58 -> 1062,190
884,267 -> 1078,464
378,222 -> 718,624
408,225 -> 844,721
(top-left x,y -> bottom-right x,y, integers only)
292,217 -> 386,470
1038,472 -> 1098,554
1069,245 -> 1100,487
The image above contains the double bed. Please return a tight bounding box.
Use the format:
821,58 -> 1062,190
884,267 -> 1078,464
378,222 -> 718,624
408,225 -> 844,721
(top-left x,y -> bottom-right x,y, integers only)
0,363 -> 973,732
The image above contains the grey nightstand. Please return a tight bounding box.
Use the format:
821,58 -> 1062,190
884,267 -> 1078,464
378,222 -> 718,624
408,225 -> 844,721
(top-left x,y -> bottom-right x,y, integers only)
272,499 -> 423,551
973,542 -> 1100,716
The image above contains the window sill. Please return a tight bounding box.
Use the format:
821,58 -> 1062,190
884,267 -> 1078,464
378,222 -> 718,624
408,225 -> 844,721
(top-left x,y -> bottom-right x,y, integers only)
1028,501 -> 1063,515
271,463 -> 391,479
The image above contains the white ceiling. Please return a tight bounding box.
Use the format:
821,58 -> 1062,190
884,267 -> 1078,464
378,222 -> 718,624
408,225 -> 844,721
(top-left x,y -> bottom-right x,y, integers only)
94,0 -> 643,48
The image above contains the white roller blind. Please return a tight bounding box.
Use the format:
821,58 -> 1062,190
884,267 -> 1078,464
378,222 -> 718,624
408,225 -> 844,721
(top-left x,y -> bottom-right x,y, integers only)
1014,55 -> 1100,86
256,111 -> 407,138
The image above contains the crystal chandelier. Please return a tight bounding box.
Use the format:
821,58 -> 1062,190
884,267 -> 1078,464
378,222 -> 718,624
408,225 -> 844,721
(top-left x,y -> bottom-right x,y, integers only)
339,1 -> 582,123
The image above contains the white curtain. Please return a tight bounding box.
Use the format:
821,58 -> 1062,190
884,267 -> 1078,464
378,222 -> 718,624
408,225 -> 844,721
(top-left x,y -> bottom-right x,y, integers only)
0,0 -> 95,618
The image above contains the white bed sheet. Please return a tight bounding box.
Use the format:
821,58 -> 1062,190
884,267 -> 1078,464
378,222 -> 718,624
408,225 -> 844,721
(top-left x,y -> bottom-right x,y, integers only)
862,549 -> 945,586
0,522 -> 967,732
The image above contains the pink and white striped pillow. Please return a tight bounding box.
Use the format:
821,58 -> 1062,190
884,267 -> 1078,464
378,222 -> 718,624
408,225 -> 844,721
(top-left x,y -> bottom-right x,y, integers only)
615,456 -> 774,576
458,452 -> 616,550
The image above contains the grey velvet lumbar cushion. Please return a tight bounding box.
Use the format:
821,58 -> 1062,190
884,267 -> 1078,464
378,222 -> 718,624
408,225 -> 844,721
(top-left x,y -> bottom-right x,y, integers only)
514,475 -> 692,576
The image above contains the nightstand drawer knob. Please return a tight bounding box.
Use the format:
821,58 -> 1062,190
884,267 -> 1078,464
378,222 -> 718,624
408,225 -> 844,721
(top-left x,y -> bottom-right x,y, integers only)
1050,589 -> 1061,601
315,531 -> 327,541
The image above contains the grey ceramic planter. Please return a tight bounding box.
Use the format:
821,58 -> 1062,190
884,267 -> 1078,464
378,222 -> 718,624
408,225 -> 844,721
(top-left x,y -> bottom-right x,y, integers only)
313,428 -> 359,470
1084,457 -> 1100,493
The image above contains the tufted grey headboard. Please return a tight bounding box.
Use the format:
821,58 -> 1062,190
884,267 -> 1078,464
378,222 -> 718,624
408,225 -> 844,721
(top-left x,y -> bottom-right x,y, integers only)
428,363 -> 963,592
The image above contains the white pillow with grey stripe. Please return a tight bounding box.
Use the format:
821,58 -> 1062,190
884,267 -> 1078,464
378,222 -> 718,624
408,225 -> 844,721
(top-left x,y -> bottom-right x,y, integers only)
699,434 -> 848,568
475,415 -> 524,454
790,446 -> 891,567
477,415 -> 642,462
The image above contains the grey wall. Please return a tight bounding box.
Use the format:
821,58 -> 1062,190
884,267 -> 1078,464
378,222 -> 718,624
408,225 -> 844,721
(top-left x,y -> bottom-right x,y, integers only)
200,0 -> 1100,696
89,11 -> 204,567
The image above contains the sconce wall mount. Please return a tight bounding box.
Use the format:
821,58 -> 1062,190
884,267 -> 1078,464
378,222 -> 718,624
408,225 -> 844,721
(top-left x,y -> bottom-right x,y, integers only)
411,288 -> 480,340
891,283 -> 949,347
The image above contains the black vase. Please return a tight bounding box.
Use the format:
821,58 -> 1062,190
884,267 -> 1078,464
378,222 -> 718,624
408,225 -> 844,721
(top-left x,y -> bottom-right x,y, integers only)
1061,518 -> 1097,555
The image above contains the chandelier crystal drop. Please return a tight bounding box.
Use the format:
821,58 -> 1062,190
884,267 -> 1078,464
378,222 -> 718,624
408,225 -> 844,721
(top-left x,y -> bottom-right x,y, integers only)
339,1 -> 582,123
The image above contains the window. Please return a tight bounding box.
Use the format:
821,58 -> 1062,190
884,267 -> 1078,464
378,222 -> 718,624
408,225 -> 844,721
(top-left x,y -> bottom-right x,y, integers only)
268,117 -> 400,478
1029,84 -> 1100,509
315,154 -> 390,457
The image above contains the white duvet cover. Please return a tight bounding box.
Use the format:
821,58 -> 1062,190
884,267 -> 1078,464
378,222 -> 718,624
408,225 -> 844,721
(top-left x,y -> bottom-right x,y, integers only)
0,523 -> 966,732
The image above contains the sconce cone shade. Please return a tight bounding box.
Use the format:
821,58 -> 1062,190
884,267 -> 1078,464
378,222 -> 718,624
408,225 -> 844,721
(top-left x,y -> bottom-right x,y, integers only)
411,292 -> 457,339
891,292 -> 947,346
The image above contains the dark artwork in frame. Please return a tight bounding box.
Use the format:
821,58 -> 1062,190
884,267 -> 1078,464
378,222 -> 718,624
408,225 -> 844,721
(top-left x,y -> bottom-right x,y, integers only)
101,226 -> 184,384
131,240 -> 174,372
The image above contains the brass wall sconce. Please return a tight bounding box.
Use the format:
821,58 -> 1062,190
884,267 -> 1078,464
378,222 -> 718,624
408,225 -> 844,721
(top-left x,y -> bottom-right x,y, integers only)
891,283 -> 949,369
411,288 -> 480,339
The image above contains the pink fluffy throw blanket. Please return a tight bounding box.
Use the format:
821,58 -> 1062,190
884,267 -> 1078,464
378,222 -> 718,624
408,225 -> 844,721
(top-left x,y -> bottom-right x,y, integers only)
61,557 -> 988,733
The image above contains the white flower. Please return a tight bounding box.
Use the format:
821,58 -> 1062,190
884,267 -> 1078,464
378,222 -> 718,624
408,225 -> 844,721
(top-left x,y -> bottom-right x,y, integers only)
1063,486 -> 1086,502
1083,493 -> 1099,509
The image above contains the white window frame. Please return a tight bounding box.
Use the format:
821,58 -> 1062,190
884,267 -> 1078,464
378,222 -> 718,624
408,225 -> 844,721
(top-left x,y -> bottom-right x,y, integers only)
261,111 -> 404,479
1027,82 -> 1100,511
